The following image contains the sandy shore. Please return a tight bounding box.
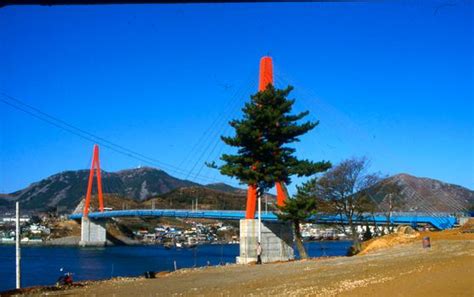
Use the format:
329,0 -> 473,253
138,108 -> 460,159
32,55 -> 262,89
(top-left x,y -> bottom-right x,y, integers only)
8,237 -> 472,297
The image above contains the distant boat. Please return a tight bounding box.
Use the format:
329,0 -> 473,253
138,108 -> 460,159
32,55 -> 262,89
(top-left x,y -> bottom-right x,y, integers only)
175,242 -> 183,248
163,242 -> 173,249
184,243 -> 197,249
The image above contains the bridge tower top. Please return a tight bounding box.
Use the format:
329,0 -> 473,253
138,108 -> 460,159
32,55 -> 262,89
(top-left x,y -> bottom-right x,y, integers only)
83,144 -> 104,217
258,56 -> 273,91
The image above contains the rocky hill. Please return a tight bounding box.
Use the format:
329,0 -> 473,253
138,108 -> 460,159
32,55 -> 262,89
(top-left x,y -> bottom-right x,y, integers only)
368,174 -> 473,212
0,167 -> 236,212
2,169 -> 472,214
0,195 -> 13,208
205,183 -> 246,194
141,186 -> 275,211
115,167 -> 199,199
70,187 -> 255,214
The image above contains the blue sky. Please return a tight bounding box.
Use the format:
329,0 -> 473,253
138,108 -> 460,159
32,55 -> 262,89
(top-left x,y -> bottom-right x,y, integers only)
0,1 -> 473,195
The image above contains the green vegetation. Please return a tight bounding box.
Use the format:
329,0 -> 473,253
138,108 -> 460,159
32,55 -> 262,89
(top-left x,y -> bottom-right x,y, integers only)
211,84 -> 331,257
213,84 -> 331,192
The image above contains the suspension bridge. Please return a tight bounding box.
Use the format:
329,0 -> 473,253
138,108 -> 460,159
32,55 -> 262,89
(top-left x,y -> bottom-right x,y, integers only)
1,55 -> 465,262
69,209 -> 456,230
60,56 -> 464,265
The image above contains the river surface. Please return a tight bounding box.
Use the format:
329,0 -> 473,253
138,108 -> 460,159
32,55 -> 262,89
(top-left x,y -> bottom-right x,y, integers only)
0,241 -> 351,292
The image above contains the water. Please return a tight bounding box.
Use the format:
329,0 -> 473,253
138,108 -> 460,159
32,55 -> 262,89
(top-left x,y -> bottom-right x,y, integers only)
0,241 -> 351,292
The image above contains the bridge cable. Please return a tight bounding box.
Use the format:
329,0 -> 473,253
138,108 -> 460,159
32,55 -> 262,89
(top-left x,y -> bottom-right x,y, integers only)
181,71 -> 257,185
273,64 -> 464,221
190,76 -> 258,184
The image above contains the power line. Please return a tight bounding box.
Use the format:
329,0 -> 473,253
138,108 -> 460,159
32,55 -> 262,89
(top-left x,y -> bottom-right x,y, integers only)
1,93 -> 182,170
185,75 -> 257,183
0,92 -> 232,185
178,70 -> 257,184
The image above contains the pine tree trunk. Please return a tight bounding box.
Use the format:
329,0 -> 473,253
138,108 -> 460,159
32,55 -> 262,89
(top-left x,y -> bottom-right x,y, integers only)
294,220 -> 308,259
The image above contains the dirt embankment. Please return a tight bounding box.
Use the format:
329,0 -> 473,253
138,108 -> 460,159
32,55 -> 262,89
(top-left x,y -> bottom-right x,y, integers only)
359,219 -> 474,255
359,225 -> 420,255
49,220 -> 81,239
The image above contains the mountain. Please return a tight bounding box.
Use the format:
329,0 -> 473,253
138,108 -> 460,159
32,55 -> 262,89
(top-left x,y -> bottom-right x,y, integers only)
205,183 -> 245,193
116,167 -> 199,199
0,167 -> 200,211
142,186 -> 249,211
0,195 -> 13,208
368,174 -> 474,212
3,168 -> 472,214
70,186 -> 258,215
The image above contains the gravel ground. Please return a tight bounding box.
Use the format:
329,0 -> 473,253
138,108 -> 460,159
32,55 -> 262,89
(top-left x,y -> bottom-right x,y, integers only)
9,238 -> 472,297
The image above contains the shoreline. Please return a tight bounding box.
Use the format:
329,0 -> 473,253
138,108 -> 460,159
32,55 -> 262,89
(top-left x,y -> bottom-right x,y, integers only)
2,238 -> 472,296
0,240 -> 351,293
3,228 -> 473,296
0,236 -> 351,247
0,253 -> 348,296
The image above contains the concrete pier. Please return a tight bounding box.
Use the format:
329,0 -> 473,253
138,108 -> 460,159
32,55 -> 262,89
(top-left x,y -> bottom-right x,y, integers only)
79,217 -> 107,247
237,219 -> 294,264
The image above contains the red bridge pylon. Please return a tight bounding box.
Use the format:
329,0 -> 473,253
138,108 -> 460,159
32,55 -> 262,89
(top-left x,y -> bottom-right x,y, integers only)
245,56 -> 287,219
83,144 -> 104,217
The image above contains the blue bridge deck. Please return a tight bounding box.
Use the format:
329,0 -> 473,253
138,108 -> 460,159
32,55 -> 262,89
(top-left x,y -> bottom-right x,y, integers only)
69,209 -> 457,230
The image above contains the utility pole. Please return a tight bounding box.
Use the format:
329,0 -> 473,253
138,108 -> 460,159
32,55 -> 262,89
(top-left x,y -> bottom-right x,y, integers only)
257,188 -> 262,243
15,201 -> 21,289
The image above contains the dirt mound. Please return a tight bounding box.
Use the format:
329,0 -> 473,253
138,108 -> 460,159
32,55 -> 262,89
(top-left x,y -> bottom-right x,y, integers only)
49,220 -> 81,238
459,218 -> 474,233
359,223 -> 474,255
359,226 -> 420,255
396,225 -> 417,235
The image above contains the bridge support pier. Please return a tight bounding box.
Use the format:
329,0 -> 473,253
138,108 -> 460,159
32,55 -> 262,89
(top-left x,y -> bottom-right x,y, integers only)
237,219 -> 294,264
79,217 -> 107,247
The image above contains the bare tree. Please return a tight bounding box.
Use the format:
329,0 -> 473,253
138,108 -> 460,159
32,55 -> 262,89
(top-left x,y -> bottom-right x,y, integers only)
316,157 -> 380,253
376,182 -> 403,233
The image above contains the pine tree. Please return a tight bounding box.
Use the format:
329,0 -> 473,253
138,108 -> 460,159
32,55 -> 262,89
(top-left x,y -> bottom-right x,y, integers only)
217,85 -> 331,191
